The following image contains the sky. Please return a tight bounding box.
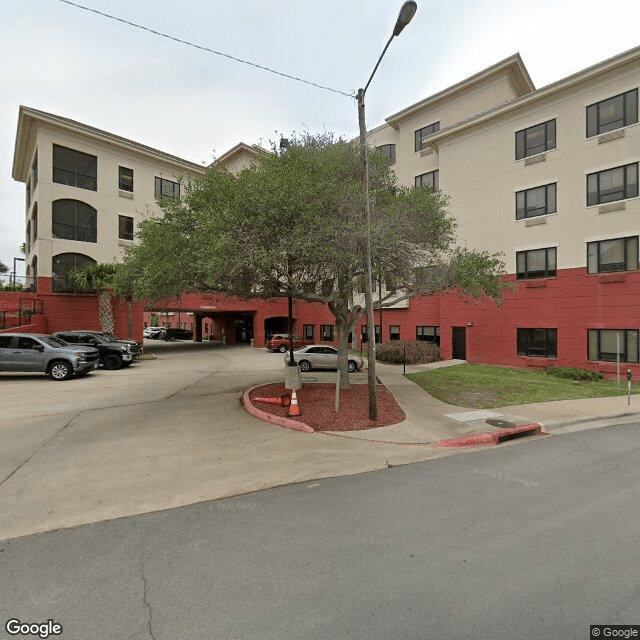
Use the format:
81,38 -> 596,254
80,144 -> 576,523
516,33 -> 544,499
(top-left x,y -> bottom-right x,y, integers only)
2,0 -> 640,274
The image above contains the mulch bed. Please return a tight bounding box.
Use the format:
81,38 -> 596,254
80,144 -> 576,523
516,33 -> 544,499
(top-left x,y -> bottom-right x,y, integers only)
248,383 -> 405,432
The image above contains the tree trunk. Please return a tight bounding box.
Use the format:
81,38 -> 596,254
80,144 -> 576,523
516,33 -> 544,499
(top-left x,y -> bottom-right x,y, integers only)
335,314 -> 351,391
99,291 -> 115,333
126,300 -> 133,339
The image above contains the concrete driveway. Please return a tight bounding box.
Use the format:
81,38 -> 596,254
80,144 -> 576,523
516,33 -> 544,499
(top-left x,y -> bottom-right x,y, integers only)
0,342 -> 452,541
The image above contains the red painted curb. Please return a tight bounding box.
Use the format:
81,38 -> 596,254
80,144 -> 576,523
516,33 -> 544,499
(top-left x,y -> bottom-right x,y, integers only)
243,387 -> 315,433
433,423 -> 543,448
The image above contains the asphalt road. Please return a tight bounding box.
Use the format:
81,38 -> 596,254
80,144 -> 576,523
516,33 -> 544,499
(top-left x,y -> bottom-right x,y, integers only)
2,422 -> 639,640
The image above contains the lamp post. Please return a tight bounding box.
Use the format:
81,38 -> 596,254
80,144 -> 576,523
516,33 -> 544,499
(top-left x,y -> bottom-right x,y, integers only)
357,1 -> 417,420
12,257 -> 25,291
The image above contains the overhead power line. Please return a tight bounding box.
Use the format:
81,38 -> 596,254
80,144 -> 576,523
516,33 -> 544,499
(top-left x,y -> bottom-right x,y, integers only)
54,0 -> 356,99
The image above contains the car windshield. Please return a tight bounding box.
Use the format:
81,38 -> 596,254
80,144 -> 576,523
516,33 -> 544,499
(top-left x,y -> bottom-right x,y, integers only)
41,336 -> 68,347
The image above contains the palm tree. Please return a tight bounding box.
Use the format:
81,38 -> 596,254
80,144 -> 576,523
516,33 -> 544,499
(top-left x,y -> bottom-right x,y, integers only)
65,263 -> 118,334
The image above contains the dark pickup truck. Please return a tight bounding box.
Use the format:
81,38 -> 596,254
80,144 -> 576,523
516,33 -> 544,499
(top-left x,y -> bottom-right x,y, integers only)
52,331 -> 142,370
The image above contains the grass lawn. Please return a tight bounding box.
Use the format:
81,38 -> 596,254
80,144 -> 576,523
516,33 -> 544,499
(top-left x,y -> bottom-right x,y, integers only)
406,364 -> 640,409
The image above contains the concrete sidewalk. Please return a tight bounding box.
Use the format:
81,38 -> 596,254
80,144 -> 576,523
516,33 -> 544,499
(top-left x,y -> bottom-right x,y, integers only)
335,360 -> 640,444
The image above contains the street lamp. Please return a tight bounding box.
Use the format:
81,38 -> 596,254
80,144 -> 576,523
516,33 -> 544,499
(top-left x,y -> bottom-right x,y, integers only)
357,1 -> 417,420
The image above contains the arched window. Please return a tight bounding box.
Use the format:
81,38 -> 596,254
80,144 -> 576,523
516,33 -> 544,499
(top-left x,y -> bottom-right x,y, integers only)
31,256 -> 38,279
32,203 -> 38,241
52,253 -> 96,293
25,221 -> 31,253
52,199 -> 97,243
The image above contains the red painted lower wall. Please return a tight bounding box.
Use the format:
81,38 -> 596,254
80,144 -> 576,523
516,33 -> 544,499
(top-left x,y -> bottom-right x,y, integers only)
2,270 -> 639,378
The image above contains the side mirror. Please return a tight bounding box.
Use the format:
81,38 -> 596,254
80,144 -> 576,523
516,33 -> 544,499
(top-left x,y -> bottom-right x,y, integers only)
36,345 -> 45,352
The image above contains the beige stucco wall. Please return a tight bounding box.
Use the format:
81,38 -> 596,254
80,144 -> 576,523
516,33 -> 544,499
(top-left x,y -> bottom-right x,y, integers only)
25,125 -> 203,277
366,58 -> 640,276
438,61 -> 640,272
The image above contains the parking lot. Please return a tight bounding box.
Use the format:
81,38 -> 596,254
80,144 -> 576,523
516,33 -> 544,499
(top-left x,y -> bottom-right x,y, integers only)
0,341 -> 413,541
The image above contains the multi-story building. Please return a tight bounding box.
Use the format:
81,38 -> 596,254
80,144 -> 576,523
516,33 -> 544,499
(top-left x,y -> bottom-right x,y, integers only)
6,44 -> 640,376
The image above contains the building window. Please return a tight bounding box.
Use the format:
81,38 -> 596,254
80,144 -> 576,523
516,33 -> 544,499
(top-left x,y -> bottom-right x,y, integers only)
26,181 -> 31,209
415,122 -> 440,152
586,89 -> 638,137
119,166 -> 134,192
516,183 -> 557,219
303,325 -> 314,340
53,144 -> 97,191
516,247 -> 557,279
32,204 -> 38,241
155,177 -> 180,198
587,163 -> 638,206
588,329 -> 639,363
52,199 -> 97,243
376,144 -> 396,165
587,236 -> 638,274
415,170 -> 439,190
320,325 -> 334,341
361,325 -> 381,344
517,328 -> 557,358
52,253 -> 96,293
390,325 -> 400,340
32,152 -> 38,186
25,222 -> 31,254
515,119 -> 556,160
416,326 -> 440,345
119,215 -> 134,241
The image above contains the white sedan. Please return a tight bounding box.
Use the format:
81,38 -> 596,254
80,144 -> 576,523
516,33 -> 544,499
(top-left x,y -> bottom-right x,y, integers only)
284,345 -> 363,373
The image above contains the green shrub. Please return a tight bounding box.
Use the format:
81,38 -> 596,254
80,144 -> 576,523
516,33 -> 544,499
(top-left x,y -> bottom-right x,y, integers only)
546,366 -> 603,381
376,340 -> 440,365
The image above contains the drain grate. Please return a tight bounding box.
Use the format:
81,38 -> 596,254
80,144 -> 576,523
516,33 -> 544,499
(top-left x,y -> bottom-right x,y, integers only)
485,418 -> 517,429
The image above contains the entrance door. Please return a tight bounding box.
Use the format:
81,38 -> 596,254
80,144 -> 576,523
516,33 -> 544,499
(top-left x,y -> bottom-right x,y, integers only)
452,327 -> 466,360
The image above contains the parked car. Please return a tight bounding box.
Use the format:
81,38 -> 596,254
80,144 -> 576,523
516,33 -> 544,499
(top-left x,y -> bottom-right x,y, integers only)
143,327 -> 164,339
0,333 -> 99,380
52,331 -> 141,370
163,327 -> 193,341
266,334 -> 313,353
284,345 -> 363,373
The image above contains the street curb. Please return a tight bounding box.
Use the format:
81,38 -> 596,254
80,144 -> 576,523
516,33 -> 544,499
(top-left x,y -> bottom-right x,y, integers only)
243,387 -> 315,433
433,423 -> 544,448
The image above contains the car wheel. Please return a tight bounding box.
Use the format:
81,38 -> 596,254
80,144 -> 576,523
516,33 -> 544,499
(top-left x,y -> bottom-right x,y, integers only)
278,345 -> 287,353
48,360 -> 72,381
299,360 -> 312,372
103,354 -> 123,370
348,360 -> 358,373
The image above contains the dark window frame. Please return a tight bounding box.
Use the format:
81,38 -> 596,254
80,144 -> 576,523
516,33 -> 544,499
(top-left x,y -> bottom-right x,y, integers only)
415,170 -> 439,190
154,177 -> 180,199
52,199 -> 97,243
320,324 -> 334,341
586,89 -> 638,138
516,247 -> 557,279
119,166 -> 134,192
51,253 -> 97,294
586,163 -> 639,206
118,215 -> 134,241
516,183 -> 557,220
303,324 -> 314,340
52,144 -> 97,191
416,326 -> 440,345
588,329 -> 639,363
517,328 -> 557,358
376,144 -> 396,165
515,119 -> 556,160
587,236 -> 639,274
415,122 -> 440,152
389,325 -> 400,340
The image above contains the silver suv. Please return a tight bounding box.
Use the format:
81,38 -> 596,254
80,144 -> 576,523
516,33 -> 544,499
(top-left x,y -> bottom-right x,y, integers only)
0,333 -> 99,380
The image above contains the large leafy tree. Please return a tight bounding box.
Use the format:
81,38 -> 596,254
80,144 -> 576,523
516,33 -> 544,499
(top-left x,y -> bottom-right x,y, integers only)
119,133 -> 509,389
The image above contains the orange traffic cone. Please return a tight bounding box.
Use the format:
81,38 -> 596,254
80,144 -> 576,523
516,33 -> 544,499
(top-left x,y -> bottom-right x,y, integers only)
288,390 -> 301,416
254,394 -> 291,407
